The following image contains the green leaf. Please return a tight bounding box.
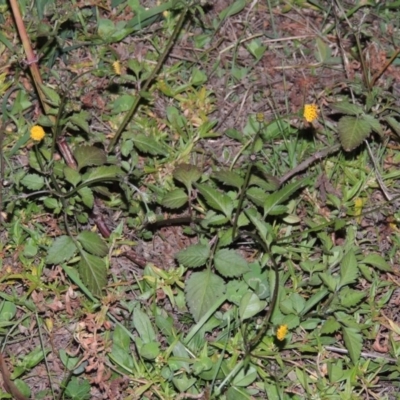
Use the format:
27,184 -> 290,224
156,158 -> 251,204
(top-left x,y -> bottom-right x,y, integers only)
133,307 -> 156,343
46,236 -> 77,264
162,189 -> 188,209
239,292 -> 266,321
320,317 -> 341,334
65,377 -> 91,400
385,116 -> 400,136
213,170 -> 244,189
219,0 -> 246,19
64,166 -> 81,187
245,207 -> 272,241
214,249 -> 249,277
195,183 -> 234,218
338,116 -> 372,152
78,187 -> 94,208
342,326 -> 362,364
362,253 -> 392,272
69,111 -> 91,133
185,270 -> 225,322
263,178 -> 308,217
131,134 -> 166,155
82,166 -> 122,184
176,244 -> 210,268
246,187 -> 268,207
330,101 -> 364,116
78,251 -> 107,297
173,164 -> 202,189
77,231 -> 108,257
73,146 -> 107,171
339,249 -> 358,288
20,173 -> 45,190
40,83 -> 60,106
362,114 -> 384,137
318,272 -> 338,292
339,288 -> 366,307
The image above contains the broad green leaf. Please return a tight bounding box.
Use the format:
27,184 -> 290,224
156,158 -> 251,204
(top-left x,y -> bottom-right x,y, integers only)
74,146 -> 107,171
69,111 -> 90,133
342,326 -> 362,364
239,292 -> 266,321
78,251 -> 107,297
65,377 -> 91,400
214,249 -> 249,277
233,365 -> 257,387
132,134 -> 166,155
339,249 -> 358,288
339,288 -> 366,307
133,308 -> 156,343
78,187 -> 94,208
111,325 -> 134,372
319,272 -> 338,292
64,166 -> 81,187
162,189 -> 188,209
176,244 -> 210,268
219,0 -> 246,19
138,341 -> 160,360
245,207 -> 272,241
362,114 -> 383,137
213,170 -> 244,189
330,101 -> 364,116
338,116 -> 371,152
82,166 -> 122,184
40,83 -> 60,106
226,280 -> 248,305
195,183 -> 234,218
77,231 -> 108,257
246,187 -> 268,207
362,253 -> 392,272
320,317 -> 341,334
20,173 -> 44,190
185,270 -> 225,322
173,164 -> 202,189
263,178 -> 308,217
315,37 -> 331,63
46,236 -> 77,264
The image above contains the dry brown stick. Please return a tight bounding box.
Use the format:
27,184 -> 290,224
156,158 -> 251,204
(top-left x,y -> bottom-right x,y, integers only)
0,353 -> 30,400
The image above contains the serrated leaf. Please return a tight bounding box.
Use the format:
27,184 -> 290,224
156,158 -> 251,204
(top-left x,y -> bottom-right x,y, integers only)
46,236 -> 77,264
162,189 -> 188,209
173,164 -> 202,189
185,270 -> 226,322
195,183 -> 234,218
214,249 -> 249,277
77,231 -> 108,257
339,249 -> 358,288
245,207 -> 273,241
64,166 -> 81,187
20,173 -> 45,190
78,187 -> 94,208
264,178 -> 308,217
176,244 -> 210,268
132,134 -> 166,155
83,166 -> 122,184
362,253 -> 391,272
342,326 -> 362,364
246,187 -> 268,207
339,288 -> 366,307
330,101 -> 364,116
320,317 -> 341,334
78,250 -> 107,297
74,146 -> 107,171
318,272 -> 338,292
69,111 -> 90,133
40,84 -> 60,106
213,170 -> 244,189
338,116 -> 371,152
362,114 -> 383,137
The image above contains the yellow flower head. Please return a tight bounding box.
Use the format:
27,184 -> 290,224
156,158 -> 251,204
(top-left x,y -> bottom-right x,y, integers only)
30,125 -> 45,142
276,324 -> 288,341
112,61 -> 121,75
303,104 -> 319,123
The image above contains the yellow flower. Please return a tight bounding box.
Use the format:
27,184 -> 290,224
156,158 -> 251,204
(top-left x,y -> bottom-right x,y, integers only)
303,104 -> 319,122
112,61 -> 121,75
30,125 -> 45,141
276,324 -> 288,341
